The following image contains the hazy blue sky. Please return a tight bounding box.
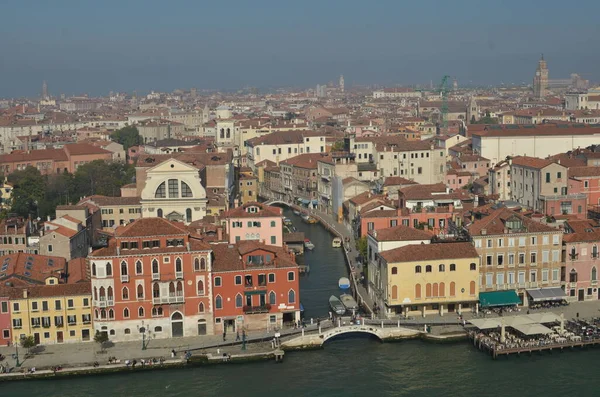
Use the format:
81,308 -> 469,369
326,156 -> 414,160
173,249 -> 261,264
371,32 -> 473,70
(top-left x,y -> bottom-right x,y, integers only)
1,0 -> 599,97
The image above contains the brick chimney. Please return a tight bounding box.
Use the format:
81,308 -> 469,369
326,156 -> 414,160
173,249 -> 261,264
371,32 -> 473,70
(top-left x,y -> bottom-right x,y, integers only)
217,226 -> 223,241
23,289 -> 28,299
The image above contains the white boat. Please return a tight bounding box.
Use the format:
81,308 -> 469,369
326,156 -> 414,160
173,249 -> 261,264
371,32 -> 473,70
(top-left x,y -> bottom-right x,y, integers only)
332,237 -> 342,248
329,295 -> 346,315
338,277 -> 351,290
340,294 -> 359,311
293,210 -> 301,216
304,239 -> 315,250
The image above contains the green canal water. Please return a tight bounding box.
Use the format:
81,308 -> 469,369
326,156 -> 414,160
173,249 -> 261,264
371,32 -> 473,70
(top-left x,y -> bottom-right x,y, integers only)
6,209 -> 600,396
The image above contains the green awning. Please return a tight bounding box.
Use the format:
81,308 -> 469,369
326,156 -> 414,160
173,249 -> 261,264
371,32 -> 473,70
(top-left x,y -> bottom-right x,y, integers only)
244,290 -> 266,296
479,290 -> 521,307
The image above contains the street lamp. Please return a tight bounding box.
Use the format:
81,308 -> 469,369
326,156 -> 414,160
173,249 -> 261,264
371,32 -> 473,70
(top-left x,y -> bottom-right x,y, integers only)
138,324 -> 150,350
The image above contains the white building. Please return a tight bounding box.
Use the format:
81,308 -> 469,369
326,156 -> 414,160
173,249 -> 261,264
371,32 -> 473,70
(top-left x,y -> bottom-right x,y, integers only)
246,130 -> 327,170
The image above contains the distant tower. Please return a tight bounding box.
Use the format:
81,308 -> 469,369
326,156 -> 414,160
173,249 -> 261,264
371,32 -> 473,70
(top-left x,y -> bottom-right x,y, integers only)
339,75 -> 345,92
467,97 -> 480,124
533,54 -> 549,99
42,80 -> 48,100
452,78 -> 458,91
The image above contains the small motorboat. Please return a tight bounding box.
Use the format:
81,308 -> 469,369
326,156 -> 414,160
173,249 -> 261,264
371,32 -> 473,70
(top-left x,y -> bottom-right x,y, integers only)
283,217 -> 293,226
306,217 -> 318,224
301,213 -> 310,222
332,237 -> 342,248
339,294 -> 359,312
304,239 -> 315,250
338,277 -> 351,290
329,295 -> 346,315
293,210 -> 301,216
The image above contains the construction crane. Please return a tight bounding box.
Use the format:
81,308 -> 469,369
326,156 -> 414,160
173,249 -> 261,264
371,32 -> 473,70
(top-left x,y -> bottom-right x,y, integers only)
438,75 -> 451,134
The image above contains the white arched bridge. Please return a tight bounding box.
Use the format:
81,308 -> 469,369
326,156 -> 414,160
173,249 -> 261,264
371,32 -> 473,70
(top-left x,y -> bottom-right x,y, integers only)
282,324 -> 420,349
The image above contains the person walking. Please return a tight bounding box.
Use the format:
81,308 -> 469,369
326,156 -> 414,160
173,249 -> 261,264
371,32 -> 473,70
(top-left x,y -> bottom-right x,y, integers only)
222,331 -> 226,342
236,330 -> 240,341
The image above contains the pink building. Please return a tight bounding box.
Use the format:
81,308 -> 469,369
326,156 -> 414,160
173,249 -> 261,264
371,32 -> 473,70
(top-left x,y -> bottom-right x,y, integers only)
569,166 -> 600,207
456,154 -> 490,178
445,170 -> 474,191
563,220 -> 600,302
0,292 -> 10,345
225,202 -> 284,247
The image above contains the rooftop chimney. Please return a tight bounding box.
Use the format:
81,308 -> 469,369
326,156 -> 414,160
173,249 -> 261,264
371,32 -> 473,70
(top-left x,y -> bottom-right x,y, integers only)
217,226 -> 223,241
23,289 -> 28,299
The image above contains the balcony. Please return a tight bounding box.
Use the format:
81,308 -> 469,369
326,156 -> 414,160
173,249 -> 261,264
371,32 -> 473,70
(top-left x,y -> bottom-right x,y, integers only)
243,304 -> 271,314
121,274 -> 129,283
175,271 -> 183,279
152,273 -> 160,281
321,174 -> 331,182
570,282 -> 577,288
529,282 -> 539,288
152,294 -> 184,305
95,300 -> 107,308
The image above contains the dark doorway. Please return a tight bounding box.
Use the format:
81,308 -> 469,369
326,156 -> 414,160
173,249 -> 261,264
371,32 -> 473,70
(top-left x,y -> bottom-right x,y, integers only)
224,319 -> 236,333
579,289 -> 585,302
34,333 -> 40,345
57,331 -> 63,343
197,320 -> 207,335
448,304 -> 456,313
282,312 -> 295,326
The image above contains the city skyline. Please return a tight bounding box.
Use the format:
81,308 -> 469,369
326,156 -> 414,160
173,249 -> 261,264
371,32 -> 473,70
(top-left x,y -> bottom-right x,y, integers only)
1,0 -> 600,97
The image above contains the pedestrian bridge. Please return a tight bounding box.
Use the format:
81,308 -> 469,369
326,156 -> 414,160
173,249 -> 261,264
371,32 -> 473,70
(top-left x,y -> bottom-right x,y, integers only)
281,324 -> 420,349
263,200 -> 290,207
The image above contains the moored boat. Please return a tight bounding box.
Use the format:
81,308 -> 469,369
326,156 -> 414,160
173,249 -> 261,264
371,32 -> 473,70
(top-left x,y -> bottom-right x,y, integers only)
329,295 -> 346,315
338,277 -> 351,290
283,217 -> 293,226
304,239 -> 315,250
339,294 -> 359,312
306,217 -> 318,224
332,237 -> 342,248
293,210 -> 301,216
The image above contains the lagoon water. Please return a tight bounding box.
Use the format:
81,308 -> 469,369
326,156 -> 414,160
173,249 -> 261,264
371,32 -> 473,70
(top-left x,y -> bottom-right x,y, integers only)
6,209 -> 600,396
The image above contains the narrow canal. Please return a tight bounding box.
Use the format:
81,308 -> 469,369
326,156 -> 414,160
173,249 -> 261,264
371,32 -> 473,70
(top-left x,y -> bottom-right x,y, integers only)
281,208 -> 348,320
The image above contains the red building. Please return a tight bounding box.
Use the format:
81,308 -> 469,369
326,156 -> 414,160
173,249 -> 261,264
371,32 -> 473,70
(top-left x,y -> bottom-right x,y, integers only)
89,218 -> 213,341
0,292 -> 10,345
569,166 -> 600,207
211,241 -> 300,334
359,204 -> 458,237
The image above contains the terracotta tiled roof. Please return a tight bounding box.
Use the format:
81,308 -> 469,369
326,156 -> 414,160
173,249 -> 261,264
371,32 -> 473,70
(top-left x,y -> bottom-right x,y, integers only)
115,218 -> 189,238
383,176 -> 417,187
78,195 -> 141,207
67,257 -> 90,283
211,241 -> 297,272
280,153 -> 325,169
511,156 -> 554,169
63,143 -> 112,156
466,207 -> 556,236
399,183 -> 447,200
563,220 -> 600,243
225,202 -> 282,218
0,283 -> 91,300
246,130 -> 323,146
348,191 -> 383,206
0,253 -> 67,285
568,166 -> 600,178
471,124 -> 600,137
380,242 -> 478,264
368,225 -> 433,242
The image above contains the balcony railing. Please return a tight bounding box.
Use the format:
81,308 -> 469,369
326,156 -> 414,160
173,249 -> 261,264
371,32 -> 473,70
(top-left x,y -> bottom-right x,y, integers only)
121,274 -> 129,283
175,271 -> 183,279
570,282 -> 577,288
94,300 -> 107,308
243,304 -> 271,314
152,273 -> 160,280
152,294 -> 184,305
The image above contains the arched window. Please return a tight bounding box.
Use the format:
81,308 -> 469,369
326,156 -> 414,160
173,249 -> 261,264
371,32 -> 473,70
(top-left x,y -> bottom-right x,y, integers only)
100,309 -> 107,319
220,128 -> 224,138
168,179 -> 179,198
198,302 -> 205,313
175,257 -> 182,272
136,260 -> 142,274
288,289 -> 296,304
226,128 -> 231,138
197,280 -> 204,295
470,263 -> 477,271
594,245 -> 599,259
92,263 -> 96,276
123,308 -> 130,318
121,261 -> 128,275
269,291 -> 276,305
415,284 -> 421,299
124,328 -> 131,334
138,307 -> 145,317
186,208 -> 192,222
425,265 -> 432,273
433,283 -> 439,297
99,286 -> 106,299
391,285 -> 398,300
200,257 -> 206,270
176,281 -> 183,295
137,284 -> 144,299
571,246 -> 576,258
439,264 -> 445,272
415,265 -> 421,273
181,182 -> 193,198
107,286 -> 113,300
155,182 -> 166,198
153,283 -> 160,298
154,326 -> 162,333
450,264 -> 456,271
391,267 -> 398,275
108,309 -> 114,319
439,282 -> 445,297
106,262 -> 112,276
194,258 -> 200,271
235,294 -> 243,308
215,295 -> 223,309
450,282 -> 456,297
93,287 -> 98,301
469,280 -> 476,296
169,282 -> 175,295
270,221 -> 276,227
593,267 -> 598,282
157,209 -> 163,218
426,283 -> 432,298
152,259 -> 159,274
94,309 -> 99,319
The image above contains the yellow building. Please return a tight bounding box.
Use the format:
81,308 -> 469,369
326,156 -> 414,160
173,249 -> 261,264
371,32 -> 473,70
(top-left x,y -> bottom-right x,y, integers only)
9,283 -> 93,345
238,169 -> 258,205
380,242 -> 479,318
0,178 -> 13,209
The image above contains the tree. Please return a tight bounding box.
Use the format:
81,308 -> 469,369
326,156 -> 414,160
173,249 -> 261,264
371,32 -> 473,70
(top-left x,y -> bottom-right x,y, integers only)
355,236 -> 368,260
20,335 -> 36,354
8,167 -> 46,218
110,125 -> 141,151
94,330 -> 109,352
73,160 -> 135,198
473,110 -> 498,125
331,140 -> 345,152
284,112 -> 296,121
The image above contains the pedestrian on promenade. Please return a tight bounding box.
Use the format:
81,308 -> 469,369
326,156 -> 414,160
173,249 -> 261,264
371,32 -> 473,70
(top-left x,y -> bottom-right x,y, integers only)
236,330 -> 240,341
223,331 -> 227,341
242,329 -> 246,341
329,311 -> 332,320
171,349 -> 176,358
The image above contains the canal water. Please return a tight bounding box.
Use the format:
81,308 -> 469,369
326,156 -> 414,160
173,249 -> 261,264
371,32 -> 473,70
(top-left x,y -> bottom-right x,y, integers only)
7,211 -> 600,396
